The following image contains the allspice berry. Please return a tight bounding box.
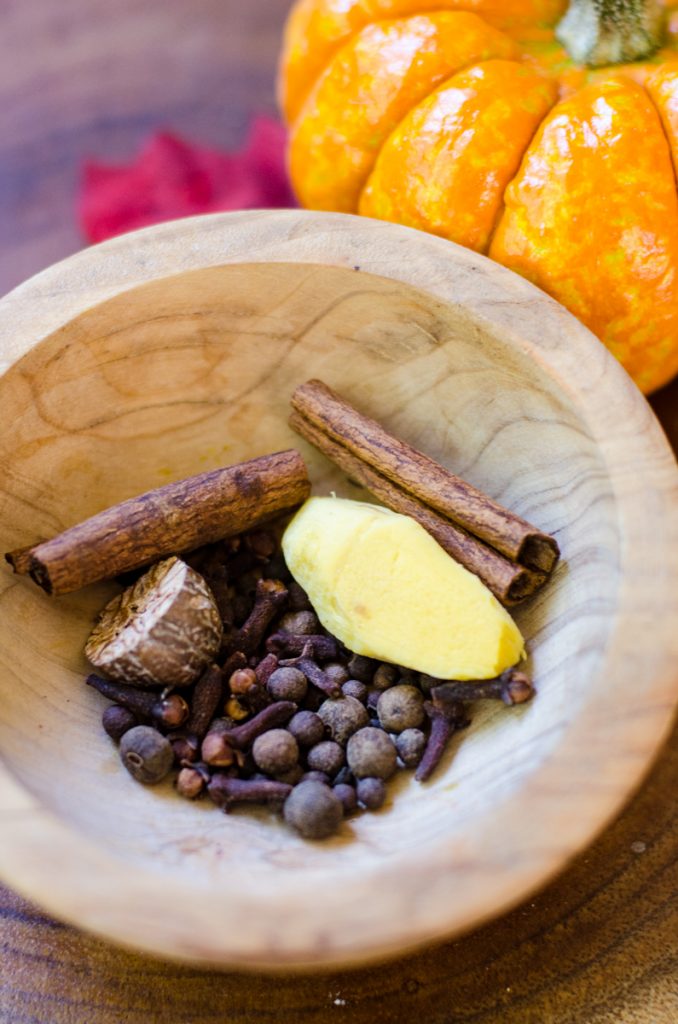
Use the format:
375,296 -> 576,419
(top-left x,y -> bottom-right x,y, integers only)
333,782 -> 357,815
306,740 -> 345,776
346,727 -> 397,780
318,696 -> 369,745
102,704 -> 136,742
377,685 -> 425,733
341,679 -> 367,703
278,610 -> 320,635
283,781 -> 343,839
324,662 -> 350,688
347,653 -> 376,683
252,729 -> 299,775
267,667 -> 308,702
396,728 -> 427,768
120,726 -> 173,784
356,777 -> 387,810
287,710 -> 325,748
372,663 -> 399,690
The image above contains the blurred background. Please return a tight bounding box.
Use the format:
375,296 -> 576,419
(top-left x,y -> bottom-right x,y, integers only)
1,0 -> 292,292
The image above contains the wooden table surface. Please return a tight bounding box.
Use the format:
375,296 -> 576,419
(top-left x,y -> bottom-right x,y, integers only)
1,2 -> 677,1021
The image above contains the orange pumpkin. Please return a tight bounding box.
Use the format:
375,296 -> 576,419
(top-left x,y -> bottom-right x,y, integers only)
279,0 -> 678,393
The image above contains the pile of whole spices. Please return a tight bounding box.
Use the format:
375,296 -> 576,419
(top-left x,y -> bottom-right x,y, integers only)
86,522 -> 534,840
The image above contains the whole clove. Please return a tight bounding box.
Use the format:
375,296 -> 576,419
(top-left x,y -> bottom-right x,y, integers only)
278,645 -> 341,699
208,775 -> 293,812
220,700 -> 298,750
230,578 -> 288,654
415,701 -> 469,783
254,652 -> 279,687
87,674 -> 189,730
431,669 -> 534,708
267,631 -> 339,661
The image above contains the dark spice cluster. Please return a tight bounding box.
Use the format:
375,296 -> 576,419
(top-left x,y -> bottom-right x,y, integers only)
87,524 -> 534,840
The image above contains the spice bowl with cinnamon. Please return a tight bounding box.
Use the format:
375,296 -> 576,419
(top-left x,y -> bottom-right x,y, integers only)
0,210 -> 676,970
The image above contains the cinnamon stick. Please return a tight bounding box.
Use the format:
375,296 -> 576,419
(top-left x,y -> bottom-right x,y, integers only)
292,380 -> 559,573
5,450 -> 310,596
289,412 -> 544,605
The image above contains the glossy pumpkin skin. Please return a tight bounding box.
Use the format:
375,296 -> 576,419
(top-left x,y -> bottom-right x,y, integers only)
280,0 -> 678,393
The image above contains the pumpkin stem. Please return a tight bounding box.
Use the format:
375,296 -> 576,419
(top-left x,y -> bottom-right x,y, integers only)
556,0 -> 666,66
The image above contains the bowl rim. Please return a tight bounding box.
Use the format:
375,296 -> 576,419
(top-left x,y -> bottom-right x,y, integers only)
1,209 -> 677,970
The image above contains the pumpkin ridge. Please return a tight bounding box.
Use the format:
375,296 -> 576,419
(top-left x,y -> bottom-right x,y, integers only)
289,12 -> 519,213
646,67 -> 678,185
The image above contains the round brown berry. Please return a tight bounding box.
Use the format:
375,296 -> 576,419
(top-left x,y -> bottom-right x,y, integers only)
346,727 -> 397,780
377,685 -> 425,733
120,726 -> 173,784
283,781 -> 343,839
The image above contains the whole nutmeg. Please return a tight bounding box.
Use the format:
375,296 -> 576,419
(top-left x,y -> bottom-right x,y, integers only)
102,704 -> 136,742
86,557 -> 223,688
372,663 -> 399,690
333,782 -> 357,815
341,679 -> 368,703
267,666 -> 308,702
318,696 -> 369,745
278,610 -> 320,635
356,777 -> 387,810
283,781 -> 343,839
396,728 -> 427,768
324,662 -> 350,688
287,710 -> 325,748
346,727 -> 397,780
252,729 -> 299,775
120,726 -> 173,784
377,685 -> 425,733
306,740 -> 345,776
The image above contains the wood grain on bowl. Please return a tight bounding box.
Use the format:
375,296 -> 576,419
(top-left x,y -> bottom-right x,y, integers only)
0,211 -> 677,969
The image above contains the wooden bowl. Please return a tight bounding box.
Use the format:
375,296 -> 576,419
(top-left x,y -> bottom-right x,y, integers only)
1,210 -> 677,971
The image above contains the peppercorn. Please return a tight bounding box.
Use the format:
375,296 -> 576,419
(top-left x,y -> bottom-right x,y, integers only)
318,696 -> 369,745
346,727 -> 397,780
229,668 -> 258,695
306,740 -> 345,776
372,663 -> 399,690
266,666 -> 308,702
283,781 -> 343,839
102,704 -> 136,742
341,679 -> 367,702
396,728 -> 427,768
333,782 -> 357,815
119,726 -> 173,785
347,653 -> 376,683
377,685 -> 425,733
287,709 -> 325,748
278,610 -> 320,635
252,729 -> 299,776
324,662 -> 351,688
356,777 -> 387,811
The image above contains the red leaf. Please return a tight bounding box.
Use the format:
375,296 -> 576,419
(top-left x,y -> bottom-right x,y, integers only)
79,117 -> 296,243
